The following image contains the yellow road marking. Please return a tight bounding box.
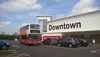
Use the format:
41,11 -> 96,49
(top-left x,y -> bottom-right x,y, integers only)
7,54 -> 19,57
11,51 -> 19,54
0,49 -> 30,57
5,53 -> 29,57
17,53 -> 29,57
0,55 -> 6,57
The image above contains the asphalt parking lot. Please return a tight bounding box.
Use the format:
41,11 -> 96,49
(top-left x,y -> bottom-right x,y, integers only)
0,40 -> 100,57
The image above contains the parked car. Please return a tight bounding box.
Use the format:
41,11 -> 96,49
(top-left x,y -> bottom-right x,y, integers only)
77,39 -> 89,47
0,40 -> 10,50
57,38 -> 79,48
42,38 -> 58,45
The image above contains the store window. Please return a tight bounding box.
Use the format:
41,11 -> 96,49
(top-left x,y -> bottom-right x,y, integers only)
38,19 -> 47,33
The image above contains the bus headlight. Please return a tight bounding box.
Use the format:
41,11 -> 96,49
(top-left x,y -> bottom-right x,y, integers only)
29,42 -> 31,43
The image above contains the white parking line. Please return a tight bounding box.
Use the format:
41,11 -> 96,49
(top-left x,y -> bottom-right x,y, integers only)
12,45 -> 20,48
90,51 -> 97,53
90,49 -> 100,54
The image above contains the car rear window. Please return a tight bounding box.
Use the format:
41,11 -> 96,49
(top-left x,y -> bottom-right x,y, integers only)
81,39 -> 86,41
53,39 -> 57,41
66,38 -> 71,41
73,39 -> 78,41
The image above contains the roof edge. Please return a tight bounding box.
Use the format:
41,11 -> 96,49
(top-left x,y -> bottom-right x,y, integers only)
36,15 -> 52,17
47,10 -> 100,23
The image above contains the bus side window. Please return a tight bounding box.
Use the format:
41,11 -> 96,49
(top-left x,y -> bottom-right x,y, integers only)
20,36 -> 22,39
20,35 -> 27,39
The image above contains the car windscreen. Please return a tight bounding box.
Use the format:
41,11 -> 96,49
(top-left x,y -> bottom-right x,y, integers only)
0,40 -> 2,42
0,41 -> 3,43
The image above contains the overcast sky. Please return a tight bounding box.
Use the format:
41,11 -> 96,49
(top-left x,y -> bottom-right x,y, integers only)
0,0 -> 100,35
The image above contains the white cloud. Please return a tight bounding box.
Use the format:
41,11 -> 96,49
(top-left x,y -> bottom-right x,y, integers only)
22,23 -> 29,26
0,0 -> 42,11
56,14 -> 65,19
29,12 -> 40,17
17,23 -> 29,29
69,0 -> 99,16
0,21 -> 11,28
55,0 -> 61,2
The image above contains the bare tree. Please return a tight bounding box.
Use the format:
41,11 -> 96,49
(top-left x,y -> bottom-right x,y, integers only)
12,32 -> 18,36
1,32 -> 6,35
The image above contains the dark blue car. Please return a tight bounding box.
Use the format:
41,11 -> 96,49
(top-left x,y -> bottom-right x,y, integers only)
42,38 -> 58,45
0,40 -> 10,50
77,39 -> 89,47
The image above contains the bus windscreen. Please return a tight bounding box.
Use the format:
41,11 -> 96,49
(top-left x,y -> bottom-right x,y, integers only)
28,34 -> 41,40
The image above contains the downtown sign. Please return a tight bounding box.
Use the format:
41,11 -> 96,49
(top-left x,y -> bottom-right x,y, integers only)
49,22 -> 81,31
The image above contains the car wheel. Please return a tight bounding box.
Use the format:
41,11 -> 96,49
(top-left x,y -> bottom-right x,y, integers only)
58,43 -> 61,47
50,42 -> 53,45
84,45 -> 87,47
69,44 -> 73,48
50,43 -> 51,45
1,45 -> 7,50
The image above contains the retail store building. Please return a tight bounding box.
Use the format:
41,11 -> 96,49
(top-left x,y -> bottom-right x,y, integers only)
37,10 -> 100,43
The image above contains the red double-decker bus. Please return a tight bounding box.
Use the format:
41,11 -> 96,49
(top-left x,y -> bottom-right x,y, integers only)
19,24 -> 41,45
